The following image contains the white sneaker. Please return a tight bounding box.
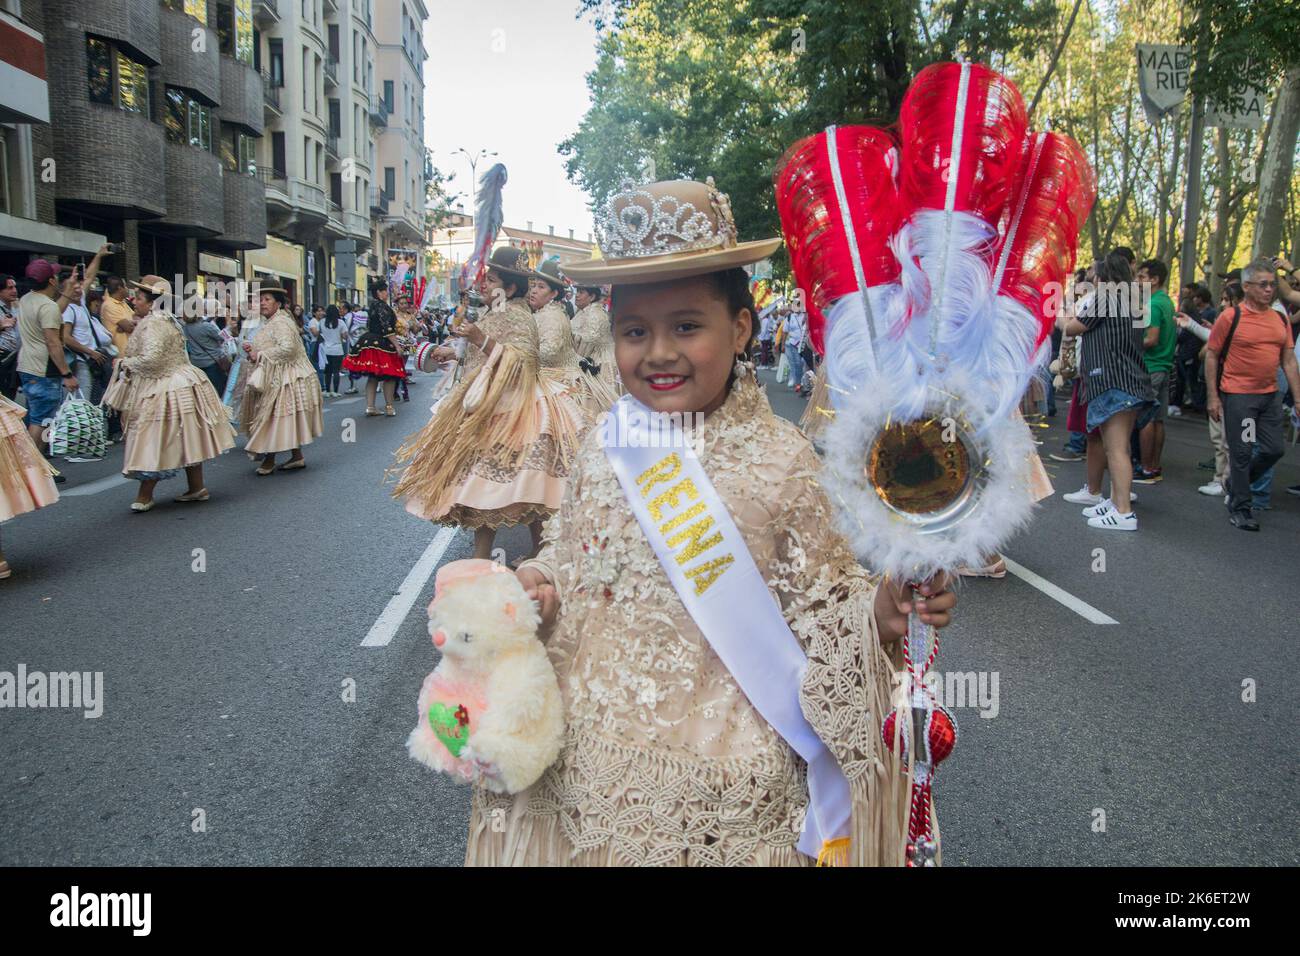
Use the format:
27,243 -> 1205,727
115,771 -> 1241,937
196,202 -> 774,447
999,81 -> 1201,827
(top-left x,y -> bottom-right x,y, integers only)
1063,486 -> 1103,505
1088,510 -> 1137,531
1198,481 -> 1223,496
1167,405 -> 1181,417
1082,498 -> 1115,518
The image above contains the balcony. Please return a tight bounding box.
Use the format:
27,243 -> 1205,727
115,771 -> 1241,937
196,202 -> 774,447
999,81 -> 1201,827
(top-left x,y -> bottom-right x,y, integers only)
254,0 -> 280,24
256,167 -> 289,198
344,209 -> 369,240
217,170 -> 268,250
326,132 -> 339,161
368,94 -> 389,127
161,7 -> 219,106
323,55 -> 338,89
220,55 -> 264,135
157,142 -> 223,237
261,71 -> 281,115
369,187 -> 388,215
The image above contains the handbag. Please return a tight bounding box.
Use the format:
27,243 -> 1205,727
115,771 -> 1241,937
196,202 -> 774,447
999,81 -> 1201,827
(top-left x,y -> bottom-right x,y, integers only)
48,389 -> 107,459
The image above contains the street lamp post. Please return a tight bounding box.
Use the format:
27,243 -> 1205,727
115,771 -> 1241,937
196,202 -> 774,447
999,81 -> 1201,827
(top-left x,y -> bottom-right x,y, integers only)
452,147 -> 497,203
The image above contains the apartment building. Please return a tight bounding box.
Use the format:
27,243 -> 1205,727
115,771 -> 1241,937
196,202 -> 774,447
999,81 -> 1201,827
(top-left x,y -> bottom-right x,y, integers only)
371,0 -> 427,278
250,0 -> 425,307
1,0 -> 267,285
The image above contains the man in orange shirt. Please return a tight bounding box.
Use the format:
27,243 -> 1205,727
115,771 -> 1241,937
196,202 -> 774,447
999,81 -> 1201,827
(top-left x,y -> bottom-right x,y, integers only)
98,275 -> 136,354
1205,257 -> 1300,531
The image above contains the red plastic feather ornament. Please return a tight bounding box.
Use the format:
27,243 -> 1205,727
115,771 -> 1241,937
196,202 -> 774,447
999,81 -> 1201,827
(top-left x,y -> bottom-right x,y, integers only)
897,62 -> 1029,223
991,132 -> 1097,346
774,125 -> 901,355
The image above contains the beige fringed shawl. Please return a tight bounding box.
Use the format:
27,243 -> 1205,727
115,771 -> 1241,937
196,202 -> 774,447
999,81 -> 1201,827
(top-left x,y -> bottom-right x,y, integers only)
466,374 -> 919,866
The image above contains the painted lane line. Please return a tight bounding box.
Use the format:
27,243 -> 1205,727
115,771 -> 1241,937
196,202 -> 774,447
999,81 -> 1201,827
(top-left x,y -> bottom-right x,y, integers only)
1002,557 -> 1119,625
361,526 -> 459,647
62,474 -> 131,496
334,397 -> 363,405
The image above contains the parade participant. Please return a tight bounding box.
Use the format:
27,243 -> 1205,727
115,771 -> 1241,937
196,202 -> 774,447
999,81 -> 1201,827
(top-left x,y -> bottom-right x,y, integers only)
462,178 -> 955,867
343,279 -> 405,416
0,390 -> 60,578
223,285 -> 266,426
528,259 -> 597,425
241,286 -> 324,475
101,276 -> 236,512
391,246 -> 579,561
568,282 -> 621,409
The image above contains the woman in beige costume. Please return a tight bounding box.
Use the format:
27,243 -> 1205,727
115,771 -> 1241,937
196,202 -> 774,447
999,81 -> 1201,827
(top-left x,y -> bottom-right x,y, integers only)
101,276 -> 236,512
567,283 -> 621,410
241,287 -> 324,475
526,260 -> 600,427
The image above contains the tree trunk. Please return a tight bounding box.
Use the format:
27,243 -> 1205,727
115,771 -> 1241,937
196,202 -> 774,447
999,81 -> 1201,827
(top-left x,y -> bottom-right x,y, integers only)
1027,0 -> 1085,125
1252,65 -> 1300,258
1208,127 -> 1233,301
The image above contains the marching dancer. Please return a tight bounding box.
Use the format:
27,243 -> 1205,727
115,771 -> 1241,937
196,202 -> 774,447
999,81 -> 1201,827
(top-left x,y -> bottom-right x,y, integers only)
0,391 -> 59,578
101,276 -> 236,512
465,178 -> 956,866
241,286 -> 324,475
392,247 -> 580,560
528,259 -> 597,427
343,279 -> 405,417
568,282 -> 621,410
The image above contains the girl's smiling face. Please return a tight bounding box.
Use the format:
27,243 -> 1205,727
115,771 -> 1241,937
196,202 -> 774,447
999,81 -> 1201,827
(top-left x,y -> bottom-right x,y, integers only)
612,274 -> 752,418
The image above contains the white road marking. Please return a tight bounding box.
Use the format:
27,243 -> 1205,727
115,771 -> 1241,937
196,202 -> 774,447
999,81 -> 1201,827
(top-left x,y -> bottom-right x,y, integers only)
1002,557 -> 1118,625
62,474 -> 130,496
361,526 -> 459,647
334,397 -> 362,405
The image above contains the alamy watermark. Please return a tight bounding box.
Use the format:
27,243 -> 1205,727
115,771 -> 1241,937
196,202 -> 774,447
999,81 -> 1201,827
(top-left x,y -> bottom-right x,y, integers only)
0,665 -> 103,718
595,403 -> 707,455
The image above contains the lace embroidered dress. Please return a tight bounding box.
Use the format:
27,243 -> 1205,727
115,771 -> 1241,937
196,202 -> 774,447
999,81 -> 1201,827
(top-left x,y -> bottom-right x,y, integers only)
466,373 -> 915,866
101,313 -> 236,475
0,394 -> 58,522
241,310 -> 324,455
569,302 -> 621,410
392,298 -> 581,530
533,301 -> 600,429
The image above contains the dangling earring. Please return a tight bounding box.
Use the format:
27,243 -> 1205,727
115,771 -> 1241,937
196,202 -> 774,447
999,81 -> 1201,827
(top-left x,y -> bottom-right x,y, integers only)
733,353 -> 752,380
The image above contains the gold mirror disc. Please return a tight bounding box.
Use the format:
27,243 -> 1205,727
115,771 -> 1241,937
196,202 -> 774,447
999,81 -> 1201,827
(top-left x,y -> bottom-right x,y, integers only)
866,419 -> 972,515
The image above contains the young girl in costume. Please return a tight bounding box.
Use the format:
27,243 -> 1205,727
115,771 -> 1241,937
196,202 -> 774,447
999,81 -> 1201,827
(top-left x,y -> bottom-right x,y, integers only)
465,179 -> 957,866
392,247 -> 581,561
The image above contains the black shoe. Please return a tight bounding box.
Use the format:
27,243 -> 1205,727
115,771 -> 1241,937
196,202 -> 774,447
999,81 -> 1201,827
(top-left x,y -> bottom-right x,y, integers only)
53,474 -> 67,485
1132,467 -> 1163,484
1229,513 -> 1260,532
1197,458 -> 1215,471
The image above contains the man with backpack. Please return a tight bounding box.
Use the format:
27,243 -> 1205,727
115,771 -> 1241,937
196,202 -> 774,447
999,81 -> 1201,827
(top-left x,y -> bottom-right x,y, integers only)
1204,257 -> 1300,532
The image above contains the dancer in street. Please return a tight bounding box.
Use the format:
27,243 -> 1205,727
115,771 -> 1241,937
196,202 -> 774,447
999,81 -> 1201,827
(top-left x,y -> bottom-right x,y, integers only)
0,391 -> 60,578
568,282 -> 620,410
392,247 -> 580,560
241,286 -> 324,475
528,259 -> 597,427
101,276 -> 236,511
343,279 -> 405,417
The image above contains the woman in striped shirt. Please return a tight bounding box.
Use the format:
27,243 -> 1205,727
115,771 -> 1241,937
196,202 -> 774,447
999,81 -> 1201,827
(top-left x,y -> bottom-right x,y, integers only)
1061,251 -> 1155,531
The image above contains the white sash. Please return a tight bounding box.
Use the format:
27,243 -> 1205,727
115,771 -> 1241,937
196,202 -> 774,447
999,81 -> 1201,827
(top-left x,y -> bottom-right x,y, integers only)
600,394 -> 852,860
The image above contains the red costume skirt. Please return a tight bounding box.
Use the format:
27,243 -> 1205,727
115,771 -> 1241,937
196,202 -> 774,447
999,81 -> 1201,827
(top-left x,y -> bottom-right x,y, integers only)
343,347 -> 406,380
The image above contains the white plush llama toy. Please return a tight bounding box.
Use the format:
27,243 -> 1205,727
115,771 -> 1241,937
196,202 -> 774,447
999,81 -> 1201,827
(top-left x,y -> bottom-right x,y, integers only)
407,559 -> 564,794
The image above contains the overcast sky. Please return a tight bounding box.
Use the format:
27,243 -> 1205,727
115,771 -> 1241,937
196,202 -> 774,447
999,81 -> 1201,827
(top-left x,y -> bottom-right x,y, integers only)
422,1 -> 600,240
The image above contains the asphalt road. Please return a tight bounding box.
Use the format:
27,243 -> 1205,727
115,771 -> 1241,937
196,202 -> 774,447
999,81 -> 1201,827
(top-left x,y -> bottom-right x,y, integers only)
1,369 -> 1296,865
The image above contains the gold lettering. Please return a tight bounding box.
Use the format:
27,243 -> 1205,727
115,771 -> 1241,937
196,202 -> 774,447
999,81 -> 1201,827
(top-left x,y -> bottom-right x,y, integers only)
658,501 -> 707,535
636,453 -> 682,495
685,554 -> 734,595
667,516 -> 723,564
647,478 -> 700,522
